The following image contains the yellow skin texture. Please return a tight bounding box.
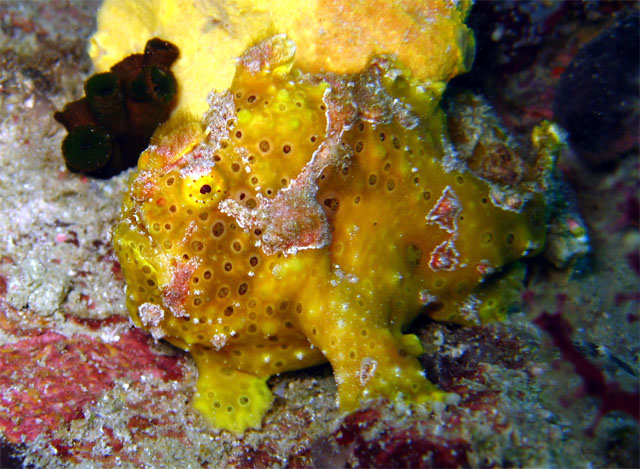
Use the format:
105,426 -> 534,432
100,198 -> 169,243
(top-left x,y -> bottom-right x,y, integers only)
113,36 -> 552,434
89,0 -> 474,117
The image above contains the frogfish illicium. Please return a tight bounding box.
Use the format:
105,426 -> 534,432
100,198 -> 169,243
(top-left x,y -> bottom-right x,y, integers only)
112,32 -> 560,433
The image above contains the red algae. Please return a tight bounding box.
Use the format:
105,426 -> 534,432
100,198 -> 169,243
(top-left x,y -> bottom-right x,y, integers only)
0,314 -> 185,444
535,300 -> 640,435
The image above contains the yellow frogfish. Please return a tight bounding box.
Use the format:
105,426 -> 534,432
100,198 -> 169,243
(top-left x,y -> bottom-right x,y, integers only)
112,31 -> 561,433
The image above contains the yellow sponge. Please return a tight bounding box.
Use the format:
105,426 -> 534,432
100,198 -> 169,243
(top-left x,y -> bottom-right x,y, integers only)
89,0 -> 474,116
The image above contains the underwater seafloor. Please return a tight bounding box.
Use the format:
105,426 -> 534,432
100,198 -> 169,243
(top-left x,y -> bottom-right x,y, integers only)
0,1 -> 638,467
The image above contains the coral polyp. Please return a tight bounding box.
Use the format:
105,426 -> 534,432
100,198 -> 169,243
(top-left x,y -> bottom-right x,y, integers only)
112,35 -> 559,434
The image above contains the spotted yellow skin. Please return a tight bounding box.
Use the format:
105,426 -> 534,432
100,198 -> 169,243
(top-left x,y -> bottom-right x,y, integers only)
113,36 -> 550,434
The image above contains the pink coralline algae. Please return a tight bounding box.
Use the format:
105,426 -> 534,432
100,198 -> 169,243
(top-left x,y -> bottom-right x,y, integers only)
331,408 -> 471,468
0,300 -> 184,444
